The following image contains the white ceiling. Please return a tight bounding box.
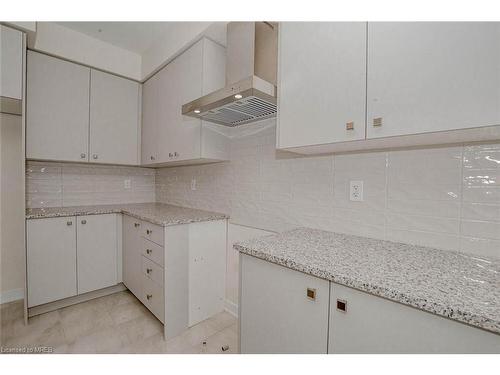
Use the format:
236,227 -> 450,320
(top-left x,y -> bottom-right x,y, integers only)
56,22 -> 204,54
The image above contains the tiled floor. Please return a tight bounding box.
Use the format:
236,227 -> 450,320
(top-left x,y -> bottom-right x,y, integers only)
0,290 -> 238,354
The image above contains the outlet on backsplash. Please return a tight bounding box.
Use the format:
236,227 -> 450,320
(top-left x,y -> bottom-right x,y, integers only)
349,180 -> 364,202
124,179 -> 131,189
191,178 -> 197,191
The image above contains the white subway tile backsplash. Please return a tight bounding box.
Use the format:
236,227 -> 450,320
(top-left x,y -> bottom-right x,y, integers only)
26,161 -> 155,208
156,120 -> 500,259
460,236 -> 500,259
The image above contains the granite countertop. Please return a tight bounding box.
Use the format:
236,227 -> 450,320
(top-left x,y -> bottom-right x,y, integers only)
234,227 -> 500,335
26,203 -> 229,227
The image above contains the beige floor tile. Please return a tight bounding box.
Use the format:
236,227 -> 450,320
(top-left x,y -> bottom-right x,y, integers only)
117,313 -> 163,343
0,291 -> 239,354
59,299 -> 114,343
205,311 -> 237,332
178,319 -> 218,348
108,300 -> 149,326
65,326 -> 130,354
195,324 -> 239,354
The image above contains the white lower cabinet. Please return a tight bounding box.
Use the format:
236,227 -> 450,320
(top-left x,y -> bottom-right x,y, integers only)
27,217 -> 78,307
76,214 -> 119,294
122,215 -> 227,339
328,283 -> 500,354
188,220 -> 226,326
239,254 -> 330,354
27,214 -> 119,308
122,215 -> 143,299
239,255 -> 500,354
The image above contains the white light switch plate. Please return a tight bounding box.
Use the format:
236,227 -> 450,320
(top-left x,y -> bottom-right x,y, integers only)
191,178 -> 197,191
349,180 -> 363,201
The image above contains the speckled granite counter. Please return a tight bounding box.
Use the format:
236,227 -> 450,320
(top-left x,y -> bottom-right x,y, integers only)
234,227 -> 500,335
26,203 -> 228,227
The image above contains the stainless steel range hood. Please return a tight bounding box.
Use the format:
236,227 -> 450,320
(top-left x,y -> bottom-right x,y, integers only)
182,22 -> 278,127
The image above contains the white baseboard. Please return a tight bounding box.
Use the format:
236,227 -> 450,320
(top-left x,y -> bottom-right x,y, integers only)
0,288 -> 24,304
224,299 -> 238,317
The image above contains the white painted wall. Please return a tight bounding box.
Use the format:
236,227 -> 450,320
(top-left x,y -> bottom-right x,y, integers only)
0,113 -> 25,303
29,22 -> 142,80
3,22 -> 36,33
141,22 -> 226,80
27,22 -> 226,81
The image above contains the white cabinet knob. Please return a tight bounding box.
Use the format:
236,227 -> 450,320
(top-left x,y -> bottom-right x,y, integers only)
93,154 -> 98,159
80,153 -> 86,159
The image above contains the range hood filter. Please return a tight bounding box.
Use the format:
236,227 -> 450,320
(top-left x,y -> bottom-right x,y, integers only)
198,95 -> 277,127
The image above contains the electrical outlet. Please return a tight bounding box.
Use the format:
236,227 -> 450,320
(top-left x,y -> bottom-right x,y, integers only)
191,178 -> 197,191
349,180 -> 363,201
124,179 -> 131,189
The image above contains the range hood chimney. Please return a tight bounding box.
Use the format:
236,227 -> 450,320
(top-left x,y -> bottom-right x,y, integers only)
182,22 -> 278,127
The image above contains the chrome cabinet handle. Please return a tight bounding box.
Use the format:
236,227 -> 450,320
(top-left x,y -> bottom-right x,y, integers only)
373,117 -> 382,127
134,223 -> 140,228
93,154 -> 98,159
81,219 -> 87,224
168,152 -> 173,158
146,294 -> 152,300
66,221 -> 72,226
150,156 -> 155,161
346,121 -> 354,130
80,153 -> 86,159
174,152 -> 179,157
146,249 -> 152,255
146,268 -> 152,274
146,229 -> 152,235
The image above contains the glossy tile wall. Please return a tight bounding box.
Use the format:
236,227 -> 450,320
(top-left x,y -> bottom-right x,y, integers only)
156,119 -> 500,259
26,161 -> 155,208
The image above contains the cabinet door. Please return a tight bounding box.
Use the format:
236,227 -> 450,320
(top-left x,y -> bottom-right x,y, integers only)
76,214 -> 118,294
188,220 -> 226,326
367,22 -> 500,138
27,217 -> 77,307
89,70 -> 140,165
239,254 -> 329,353
122,215 -> 143,299
157,40 -> 203,162
0,25 -> 23,100
26,51 -> 90,162
277,22 -> 367,149
141,72 -> 159,164
329,283 -> 500,353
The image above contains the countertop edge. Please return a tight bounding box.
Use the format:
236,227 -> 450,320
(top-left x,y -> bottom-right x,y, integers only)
26,206 -> 229,227
234,244 -> 500,336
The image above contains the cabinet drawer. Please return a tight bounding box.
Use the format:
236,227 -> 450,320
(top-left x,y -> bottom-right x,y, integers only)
141,222 -> 163,246
141,237 -> 164,267
142,274 -> 164,323
141,255 -> 164,287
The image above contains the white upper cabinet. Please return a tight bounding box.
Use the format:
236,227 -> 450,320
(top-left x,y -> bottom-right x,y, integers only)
0,25 -> 23,100
367,22 -> 500,138
277,22 -> 367,149
27,51 -> 141,165
90,69 -> 140,165
27,51 -> 90,162
157,41 -> 203,162
141,70 -> 160,164
141,38 -> 229,166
